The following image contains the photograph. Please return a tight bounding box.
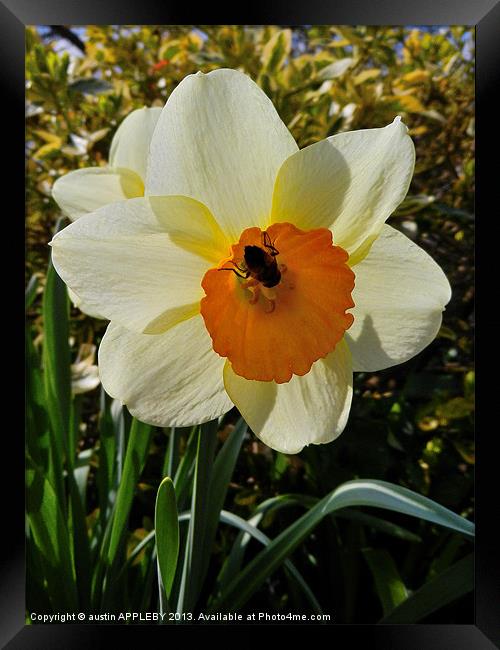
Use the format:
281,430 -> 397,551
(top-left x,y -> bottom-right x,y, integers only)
24,23 -> 477,632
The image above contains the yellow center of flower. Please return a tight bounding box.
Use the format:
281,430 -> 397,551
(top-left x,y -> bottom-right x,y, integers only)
200,222 -> 355,383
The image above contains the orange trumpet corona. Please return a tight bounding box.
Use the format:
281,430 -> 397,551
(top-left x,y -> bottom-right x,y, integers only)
200,222 -> 355,383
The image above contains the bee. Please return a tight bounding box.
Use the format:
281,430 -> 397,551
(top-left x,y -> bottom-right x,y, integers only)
218,232 -> 284,312
219,231 -> 281,287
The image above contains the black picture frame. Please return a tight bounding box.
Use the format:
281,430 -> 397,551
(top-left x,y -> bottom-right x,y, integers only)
13,1 -> 497,647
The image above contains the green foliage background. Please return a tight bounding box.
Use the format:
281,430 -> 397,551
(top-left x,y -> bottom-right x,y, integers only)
26,25 -> 474,623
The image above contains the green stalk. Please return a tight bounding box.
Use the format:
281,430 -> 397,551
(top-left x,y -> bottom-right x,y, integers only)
176,420 -> 218,614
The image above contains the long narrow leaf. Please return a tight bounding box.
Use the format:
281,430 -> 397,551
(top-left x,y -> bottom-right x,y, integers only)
163,427 -> 189,479
67,394 -> 82,466
116,530 -> 155,580
210,479 -> 474,612
216,492 -> 420,593
380,553 -> 474,623
96,390 -> 117,536
43,225 -> 71,458
66,468 -> 91,610
336,509 -> 422,543
25,274 -> 39,310
26,463 -> 78,611
42,235 -> 71,512
219,511 -> 323,614
155,477 -> 179,599
173,426 -> 198,511
26,529 -> 52,613
217,493 -> 315,593
179,510 -> 323,615
176,420 -> 218,613
362,548 -> 408,616
198,418 -> 247,590
328,480 -> 475,537
106,417 -> 153,564
42,223 -> 92,610
25,326 -> 51,474
94,417 -> 153,607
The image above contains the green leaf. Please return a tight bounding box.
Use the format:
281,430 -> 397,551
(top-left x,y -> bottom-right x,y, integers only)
163,427 -> 189,479
216,494 -> 315,594
261,29 -> 292,73
336,509 -> 422,543
362,548 -> 408,616
380,554 -> 473,623
353,68 -> 381,84
179,510 -> 323,615
43,228 -> 71,445
317,57 -> 354,80
106,417 -> 154,565
25,325 -> 51,473
173,426 -> 198,511
139,549 -> 158,613
436,397 -> 474,420
94,417 -> 152,608
393,193 -> 435,216
198,418 -> 247,588
42,218 -> 71,512
25,274 -> 39,310
316,480 -> 475,537
26,532 -> 52,613
69,78 -> 113,95
219,495 -> 418,611
155,477 -> 179,600
176,420 -> 218,613
218,511 -> 322,614
117,530 -> 155,581
210,479 -> 474,612
26,463 -> 78,611
67,469 -> 91,609
96,390 -> 117,532
74,455 -> 91,507
159,45 -> 180,60
428,533 -> 464,579
43,230 -> 71,457
68,394 -> 82,467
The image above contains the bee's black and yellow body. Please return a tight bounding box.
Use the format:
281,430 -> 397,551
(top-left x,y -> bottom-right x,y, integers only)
218,230 -> 282,290
243,244 -> 281,288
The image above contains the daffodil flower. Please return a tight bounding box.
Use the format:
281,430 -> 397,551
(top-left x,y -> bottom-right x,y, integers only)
52,106 -> 162,316
50,69 -> 451,454
52,106 -> 162,220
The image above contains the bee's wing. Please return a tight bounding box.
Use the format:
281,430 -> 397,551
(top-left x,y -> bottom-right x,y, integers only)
262,230 -> 279,256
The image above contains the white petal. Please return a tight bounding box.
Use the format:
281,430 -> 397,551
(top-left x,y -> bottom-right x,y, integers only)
99,315 -> 233,426
68,287 -> 106,319
346,225 -> 452,371
271,117 -> 415,261
52,167 -> 144,221
223,340 -> 352,454
109,107 -> 163,180
50,196 -> 214,334
146,69 -> 298,242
